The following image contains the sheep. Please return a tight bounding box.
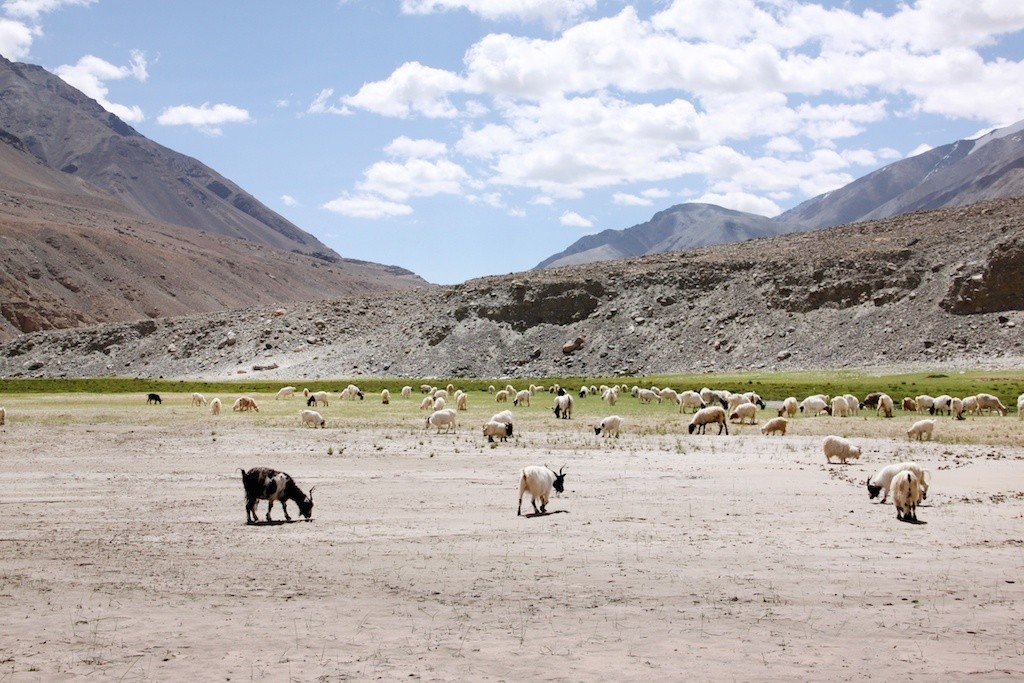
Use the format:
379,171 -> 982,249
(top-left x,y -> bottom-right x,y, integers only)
487,384 -> 496,394
915,395 -> 935,413
867,462 -> 930,503
688,406 -> 728,435
239,467 -> 314,524
495,390 -> 510,403
232,396 -> 259,412
822,435 -> 861,464
432,388 -> 449,400
876,393 -> 894,418
401,385 -> 412,399
975,393 -> 1008,416
432,397 -> 447,411
844,394 -> 860,415
594,415 -> 623,438
799,396 -> 832,416
446,383 -> 456,395
677,390 -> 706,414
275,386 -> 296,400
482,420 -> 514,443
309,391 -> 329,407
830,395 -> 849,418
907,419 -> 935,441
505,384 -> 516,396
1018,393 -> 1024,419
340,385 -> 363,401
513,389 -> 531,407
517,465 -> 567,516
891,471 -> 923,523
553,394 -> 574,419
381,389 -> 391,405
146,393 -> 162,404
210,398 -> 222,416
602,388 -> 618,406
303,388 -> 311,398
419,396 -> 434,410
426,408 -> 457,434
726,393 -> 751,412
859,392 -> 882,410
578,386 -> 589,398
191,392 -> 207,407
901,397 -> 918,412
299,409 -> 326,428
420,384 -> 433,394
456,392 -> 468,411
659,388 -> 679,404
636,388 -> 659,404
742,391 -> 766,409
729,402 -> 758,425
760,417 -> 787,436
962,395 -> 980,416
930,394 -> 952,416
490,410 -> 514,425
0,406 -> 6,426
778,396 -> 798,418
950,396 -> 965,420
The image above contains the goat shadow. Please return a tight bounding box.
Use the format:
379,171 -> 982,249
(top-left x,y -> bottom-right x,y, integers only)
899,517 -> 928,525
521,510 -> 569,519
246,518 -> 313,526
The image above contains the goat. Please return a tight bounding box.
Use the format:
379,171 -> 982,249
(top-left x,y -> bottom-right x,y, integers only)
517,465 -> 567,516
239,467 -> 314,524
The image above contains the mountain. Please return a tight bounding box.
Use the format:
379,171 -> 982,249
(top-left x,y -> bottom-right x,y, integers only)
2,197 -> 1021,378
537,203 -> 805,269
539,119 -> 1024,269
0,56 -> 427,339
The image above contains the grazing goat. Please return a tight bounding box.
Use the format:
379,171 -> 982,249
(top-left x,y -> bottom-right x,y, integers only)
594,415 -> 623,438
210,397 -> 222,416
891,471 -> 922,523
191,392 -> 207,407
688,406 -> 728,435
299,409 -> 326,428
482,420 -> 513,443
275,386 -> 296,400
239,467 -> 314,524
553,394 -> 574,419
822,435 -> 861,464
517,465 -> 567,516
867,462 -> 929,503
147,393 -> 162,404
232,396 -> 259,412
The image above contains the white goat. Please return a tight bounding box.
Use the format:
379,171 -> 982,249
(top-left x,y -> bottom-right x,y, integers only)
513,389 -> 531,407
907,419 -> 935,441
426,408 -> 457,434
517,465 -> 567,516
729,402 -> 758,425
275,386 -> 296,400
760,417 -> 787,436
822,435 -> 861,464
866,462 -> 930,503
677,390 -> 705,414
482,420 -> 514,443
210,398 -> 221,416
299,409 -> 326,428
191,392 -> 207,407
891,471 -> 923,523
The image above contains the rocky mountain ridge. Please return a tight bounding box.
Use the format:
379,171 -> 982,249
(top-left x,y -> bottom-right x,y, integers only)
2,198 -> 1021,379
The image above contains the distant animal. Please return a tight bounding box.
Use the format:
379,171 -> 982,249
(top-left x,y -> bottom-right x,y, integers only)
275,386 -> 297,400
147,393 -> 162,404
553,393 -> 574,419
191,392 -> 207,407
232,396 -> 259,412
482,420 -> 514,443
594,415 -> 623,438
239,467 -> 314,524
688,406 -> 728,435
210,397 -> 222,416
822,435 -> 861,463
0,406 -> 6,426
517,465 -> 567,516
891,470 -> 923,523
299,409 -> 326,428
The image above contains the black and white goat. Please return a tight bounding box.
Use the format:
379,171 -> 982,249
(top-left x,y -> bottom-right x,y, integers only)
239,467 -> 315,524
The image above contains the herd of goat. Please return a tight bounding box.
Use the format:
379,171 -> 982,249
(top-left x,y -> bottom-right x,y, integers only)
130,381 -> 1022,527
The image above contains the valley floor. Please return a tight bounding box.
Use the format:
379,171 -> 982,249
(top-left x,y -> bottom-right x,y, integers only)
0,393 -> 1022,681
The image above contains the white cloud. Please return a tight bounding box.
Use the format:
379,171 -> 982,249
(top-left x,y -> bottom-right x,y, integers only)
322,194 -> 413,219
2,0 -> 93,20
156,102 -> 250,136
54,51 -> 147,123
695,191 -> 782,217
400,0 -> 596,28
0,17 -> 35,59
559,210 -> 593,228
358,158 -> 469,201
342,61 -> 463,118
306,88 -> 350,115
385,136 -> 447,159
613,189 -> 671,207
281,195 -> 299,207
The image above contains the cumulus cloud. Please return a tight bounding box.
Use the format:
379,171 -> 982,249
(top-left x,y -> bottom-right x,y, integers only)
281,195 -> 299,207
335,0 -> 1024,220
156,102 -> 250,135
358,158 -> 469,201
559,210 -> 593,228
400,0 -> 596,28
322,194 -> 413,219
54,51 -> 147,123
0,17 -> 35,59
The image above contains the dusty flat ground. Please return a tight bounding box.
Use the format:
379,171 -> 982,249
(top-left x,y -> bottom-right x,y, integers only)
0,391 -> 1023,681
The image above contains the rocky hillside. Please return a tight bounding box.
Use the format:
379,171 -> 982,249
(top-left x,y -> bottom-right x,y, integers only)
1,198 -> 1021,379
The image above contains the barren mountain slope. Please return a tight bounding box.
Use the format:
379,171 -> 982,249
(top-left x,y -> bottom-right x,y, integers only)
2,198 -> 1021,378
0,178 -> 425,340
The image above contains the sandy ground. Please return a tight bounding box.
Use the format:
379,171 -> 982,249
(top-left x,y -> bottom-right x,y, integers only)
1,392 -> 1023,681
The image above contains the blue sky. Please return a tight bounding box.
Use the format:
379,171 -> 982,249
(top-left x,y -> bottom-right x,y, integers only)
2,0 -> 1023,284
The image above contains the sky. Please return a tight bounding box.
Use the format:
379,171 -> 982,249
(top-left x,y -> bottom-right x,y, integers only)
1,0 -> 1023,285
